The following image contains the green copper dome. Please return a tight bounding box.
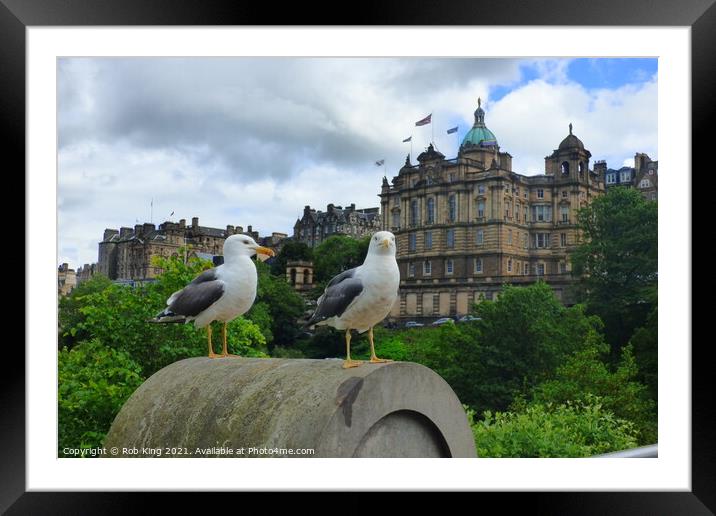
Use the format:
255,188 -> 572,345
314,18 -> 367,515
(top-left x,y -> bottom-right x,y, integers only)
461,98 -> 498,148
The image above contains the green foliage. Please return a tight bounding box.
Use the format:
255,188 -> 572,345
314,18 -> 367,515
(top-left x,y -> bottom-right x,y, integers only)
58,274 -> 113,349
60,252 -> 268,377
313,235 -> 370,284
470,281 -> 606,411
58,340 -> 144,456
628,306 -> 658,399
532,345 -> 657,444
469,396 -> 639,457
270,240 -> 313,277
571,187 -> 657,351
252,260 -> 306,349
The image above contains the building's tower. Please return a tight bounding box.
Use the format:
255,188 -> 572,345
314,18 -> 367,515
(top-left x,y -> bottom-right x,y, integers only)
544,123 -> 592,186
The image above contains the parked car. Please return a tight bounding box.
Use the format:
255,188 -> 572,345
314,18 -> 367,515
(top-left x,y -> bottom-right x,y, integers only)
404,321 -> 424,328
431,317 -> 455,326
458,315 -> 482,323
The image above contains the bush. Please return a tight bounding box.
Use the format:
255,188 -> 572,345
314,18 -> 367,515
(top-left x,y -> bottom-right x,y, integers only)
469,396 -> 639,458
58,340 -> 144,456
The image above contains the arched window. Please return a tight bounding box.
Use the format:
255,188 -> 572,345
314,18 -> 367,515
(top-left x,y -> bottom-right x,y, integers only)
304,269 -> 311,284
290,269 -> 297,285
561,161 -> 570,175
579,161 -> 585,174
427,197 -> 435,224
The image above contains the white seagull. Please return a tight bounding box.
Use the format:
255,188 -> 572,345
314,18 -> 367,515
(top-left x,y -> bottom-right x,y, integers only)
151,234 -> 275,358
306,230 -> 400,368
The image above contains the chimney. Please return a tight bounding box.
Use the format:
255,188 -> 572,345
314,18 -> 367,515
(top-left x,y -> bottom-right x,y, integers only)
192,217 -> 199,228
119,227 -> 133,238
304,205 -> 311,217
134,224 -> 143,235
350,203 -> 356,211
247,225 -> 253,233
237,225 -> 243,234
328,203 -> 334,212
103,229 -> 119,241
226,225 -> 235,235
593,160 -> 607,175
143,223 -> 156,234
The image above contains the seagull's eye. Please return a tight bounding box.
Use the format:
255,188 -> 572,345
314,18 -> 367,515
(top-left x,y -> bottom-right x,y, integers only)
243,241 -> 249,245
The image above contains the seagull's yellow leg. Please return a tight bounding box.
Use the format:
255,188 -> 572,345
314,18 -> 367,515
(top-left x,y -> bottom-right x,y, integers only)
368,326 -> 392,364
221,322 -> 240,358
207,324 -> 220,359
342,329 -> 362,369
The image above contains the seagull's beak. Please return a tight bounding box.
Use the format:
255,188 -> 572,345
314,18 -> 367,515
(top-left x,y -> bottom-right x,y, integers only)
381,238 -> 391,249
254,246 -> 275,262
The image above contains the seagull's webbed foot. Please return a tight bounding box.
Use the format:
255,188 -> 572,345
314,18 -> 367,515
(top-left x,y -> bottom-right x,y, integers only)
367,326 -> 392,364
369,357 -> 392,364
342,359 -> 364,369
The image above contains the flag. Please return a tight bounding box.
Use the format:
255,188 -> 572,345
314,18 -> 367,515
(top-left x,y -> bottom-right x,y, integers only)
415,113 -> 432,126
170,211 -> 174,217
402,136 -> 412,143
447,126 -> 458,134
375,159 -> 385,166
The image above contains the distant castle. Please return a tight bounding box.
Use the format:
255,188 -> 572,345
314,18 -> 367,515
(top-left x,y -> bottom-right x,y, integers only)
96,216 -> 286,282
293,203 -> 381,248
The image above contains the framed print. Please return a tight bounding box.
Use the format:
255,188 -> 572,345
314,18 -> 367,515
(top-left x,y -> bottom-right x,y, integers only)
5,0 -> 711,511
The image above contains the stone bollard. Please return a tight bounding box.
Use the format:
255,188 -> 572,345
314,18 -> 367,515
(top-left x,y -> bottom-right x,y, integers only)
104,357 -> 477,458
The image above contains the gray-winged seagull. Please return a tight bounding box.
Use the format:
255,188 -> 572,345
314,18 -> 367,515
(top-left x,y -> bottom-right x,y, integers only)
306,230 -> 400,368
150,234 -> 275,358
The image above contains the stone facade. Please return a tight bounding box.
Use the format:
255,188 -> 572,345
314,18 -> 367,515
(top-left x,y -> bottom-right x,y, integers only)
58,263 -> 77,296
379,102 -> 607,320
98,217 -> 285,282
286,260 -> 314,292
293,203 -> 382,248
599,152 -> 658,200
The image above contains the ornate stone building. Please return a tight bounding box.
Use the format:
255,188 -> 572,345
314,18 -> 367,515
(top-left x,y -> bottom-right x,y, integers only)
597,152 -> 658,200
98,217 -> 284,282
379,100 -> 606,320
293,203 -> 382,248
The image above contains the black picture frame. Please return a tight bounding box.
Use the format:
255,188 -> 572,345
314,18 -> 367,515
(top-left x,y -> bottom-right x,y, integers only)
5,0 -> 710,511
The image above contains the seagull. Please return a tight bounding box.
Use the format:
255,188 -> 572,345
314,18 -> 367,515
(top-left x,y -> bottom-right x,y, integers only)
150,234 -> 275,358
306,230 -> 400,368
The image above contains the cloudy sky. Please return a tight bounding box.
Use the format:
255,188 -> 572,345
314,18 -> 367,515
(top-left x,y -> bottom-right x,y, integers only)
58,57 -> 657,268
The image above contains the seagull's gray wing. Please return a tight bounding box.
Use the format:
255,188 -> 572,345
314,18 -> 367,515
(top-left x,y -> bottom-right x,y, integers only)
307,274 -> 363,326
165,268 -> 225,317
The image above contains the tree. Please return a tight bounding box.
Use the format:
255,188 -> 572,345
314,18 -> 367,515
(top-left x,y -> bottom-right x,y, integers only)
312,235 -> 370,284
628,305 -> 658,399
58,339 -> 144,456
471,281 -> 606,411
571,187 -> 657,353
58,274 -> 113,349
531,345 -> 657,444
269,240 -> 313,277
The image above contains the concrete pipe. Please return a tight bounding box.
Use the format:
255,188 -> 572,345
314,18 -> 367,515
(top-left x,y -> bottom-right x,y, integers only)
104,357 -> 477,458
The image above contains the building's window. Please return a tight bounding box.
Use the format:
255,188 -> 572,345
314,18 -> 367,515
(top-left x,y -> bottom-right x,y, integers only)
446,259 -> 454,274
560,233 -> 567,247
410,199 -> 419,226
523,206 -> 528,221
393,195 -> 400,206
423,261 -> 432,275
505,201 -> 511,218
476,229 -> 484,245
425,231 -> 433,250
524,262 -> 529,275
651,192 -> 657,200
561,206 -> 569,223
478,185 -> 486,194
515,203 -> 520,221
427,197 -> 435,224
448,172 -> 456,183
448,194 -> 457,222
508,229 -> 512,245
620,170 -> 631,183
649,169 -> 654,175
515,186 -> 520,196
476,200 -> 485,219
522,233 -> 528,249
532,205 -> 552,222
411,178 -> 418,188
534,233 -> 550,248
536,263 -> 545,276
392,212 -> 400,229
559,262 -> 567,274
639,179 -> 651,188
562,190 -> 568,198
408,262 -> 415,277
409,233 -> 416,251
579,162 -> 585,175
537,189 -> 544,199
507,259 -> 512,272
474,258 -> 483,273
561,162 -> 570,175
446,229 -> 455,248
606,173 -> 615,184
